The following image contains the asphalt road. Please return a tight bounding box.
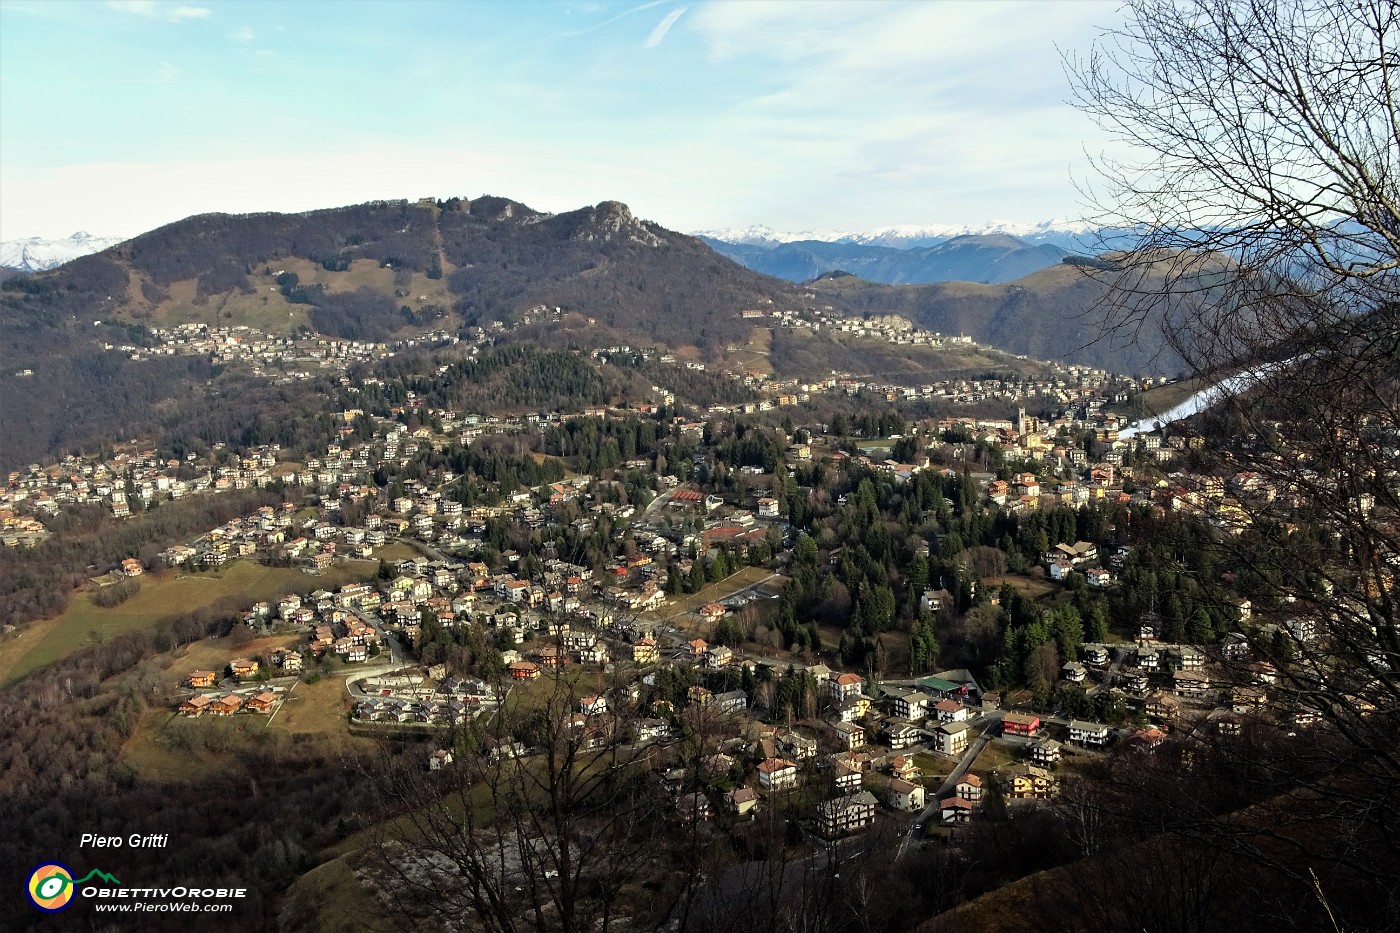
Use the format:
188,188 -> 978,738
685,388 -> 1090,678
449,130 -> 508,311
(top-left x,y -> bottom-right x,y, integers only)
897,713 -> 1003,861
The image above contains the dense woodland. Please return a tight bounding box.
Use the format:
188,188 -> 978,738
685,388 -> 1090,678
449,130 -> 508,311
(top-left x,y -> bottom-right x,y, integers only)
0,621 -> 384,933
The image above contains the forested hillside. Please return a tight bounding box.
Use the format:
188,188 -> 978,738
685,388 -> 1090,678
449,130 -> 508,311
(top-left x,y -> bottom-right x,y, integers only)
805,261 -> 1208,377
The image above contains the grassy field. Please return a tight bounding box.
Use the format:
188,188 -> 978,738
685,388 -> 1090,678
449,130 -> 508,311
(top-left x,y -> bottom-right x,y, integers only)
144,276 -> 312,334
971,740 -> 1020,777
280,853 -> 398,932
723,326 -> 775,376
0,560 -> 376,687
503,667 -> 608,716
1136,377 -> 1207,416
858,439 -> 895,455
135,256 -> 459,337
278,257 -> 456,308
911,752 -> 949,788
121,705 -> 299,781
649,566 -> 783,625
161,633 -> 301,682
987,574 -> 1059,600
121,709 -> 225,782
122,674 -> 369,780
271,675 -> 360,737
373,541 -> 425,563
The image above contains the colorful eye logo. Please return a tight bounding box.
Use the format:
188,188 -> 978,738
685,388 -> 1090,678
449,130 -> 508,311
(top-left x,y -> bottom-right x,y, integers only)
27,863 -> 76,912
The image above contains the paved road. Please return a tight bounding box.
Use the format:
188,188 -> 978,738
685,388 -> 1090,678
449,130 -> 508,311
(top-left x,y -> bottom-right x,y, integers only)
897,713 -> 1003,862
342,661 -> 406,696
932,720 -> 999,799
352,610 -> 404,666
643,487 -> 680,518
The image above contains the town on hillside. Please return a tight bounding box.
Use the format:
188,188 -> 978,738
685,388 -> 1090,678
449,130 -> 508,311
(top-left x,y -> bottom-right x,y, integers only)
2,345 -> 1344,861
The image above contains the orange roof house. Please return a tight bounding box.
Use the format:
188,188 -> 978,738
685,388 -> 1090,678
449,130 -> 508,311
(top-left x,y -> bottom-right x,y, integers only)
210,695 -> 243,716
699,603 -> 726,622
186,670 -> 218,688
245,691 -> 277,713
508,661 -> 540,680
229,658 -> 260,680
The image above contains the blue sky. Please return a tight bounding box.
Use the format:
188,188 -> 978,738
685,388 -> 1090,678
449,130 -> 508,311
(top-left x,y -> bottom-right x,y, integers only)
0,0 -> 1126,240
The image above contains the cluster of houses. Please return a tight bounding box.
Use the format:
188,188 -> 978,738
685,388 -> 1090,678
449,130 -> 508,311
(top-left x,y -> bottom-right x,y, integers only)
3,442 -> 294,540
635,651 -> 1125,839
751,305 -> 1135,408
353,690 -> 488,727
126,389 -> 794,585
119,322 -> 461,385
1070,628 -> 1335,738
644,667 -> 1000,837
178,674 -> 284,718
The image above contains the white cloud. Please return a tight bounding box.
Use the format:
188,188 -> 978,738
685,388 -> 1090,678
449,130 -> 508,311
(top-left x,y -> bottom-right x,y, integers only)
644,7 -> 686,48
107,0 -> 157,14
669,0 -> 1129,226
0,147 -> 623,240
1,2 -> 1134,237
229,26 -> 255,42
107,1 -> 212,22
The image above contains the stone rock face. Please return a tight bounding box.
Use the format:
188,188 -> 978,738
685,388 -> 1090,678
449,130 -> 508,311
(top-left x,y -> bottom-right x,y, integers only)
573,201 -> 663,247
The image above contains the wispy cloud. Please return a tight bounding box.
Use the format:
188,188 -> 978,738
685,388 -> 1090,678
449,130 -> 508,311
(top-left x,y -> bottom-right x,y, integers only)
107,1 -> 212,22
644,7 -> 686,48
560,0 -> 666,38
2,1 -> 1134,237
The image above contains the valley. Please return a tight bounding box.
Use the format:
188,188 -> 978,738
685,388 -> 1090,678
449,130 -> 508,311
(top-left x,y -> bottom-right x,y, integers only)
0,281 -> 1365,930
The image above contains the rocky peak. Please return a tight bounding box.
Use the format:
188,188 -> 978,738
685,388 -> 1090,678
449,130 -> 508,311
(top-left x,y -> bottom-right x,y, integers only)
574,201 -> 664,247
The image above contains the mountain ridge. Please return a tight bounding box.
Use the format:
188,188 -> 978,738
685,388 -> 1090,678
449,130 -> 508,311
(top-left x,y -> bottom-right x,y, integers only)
0,195 -> 1188,471
703,233 -> 1075,286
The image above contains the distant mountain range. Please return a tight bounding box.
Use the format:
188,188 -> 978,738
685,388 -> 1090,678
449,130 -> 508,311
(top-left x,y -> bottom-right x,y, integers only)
0,232 -> 126,273
695,222 -> 1148,286
700,234 -> 1073,286
0,220 -> 1133,281
693,219 -> 1111,251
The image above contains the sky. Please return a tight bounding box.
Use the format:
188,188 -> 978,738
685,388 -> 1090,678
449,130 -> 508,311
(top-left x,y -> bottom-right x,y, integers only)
0,0 -> 1128,241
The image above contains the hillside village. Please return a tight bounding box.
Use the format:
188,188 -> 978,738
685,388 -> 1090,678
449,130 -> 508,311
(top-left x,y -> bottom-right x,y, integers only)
3,339 -> 1353,855
1,0 -> 1394,926
4,296 -> 1159,550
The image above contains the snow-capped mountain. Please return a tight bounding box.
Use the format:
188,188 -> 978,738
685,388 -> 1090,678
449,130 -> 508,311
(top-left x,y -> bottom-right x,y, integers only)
693,219 -> 1112,252
0,232 -> 126,273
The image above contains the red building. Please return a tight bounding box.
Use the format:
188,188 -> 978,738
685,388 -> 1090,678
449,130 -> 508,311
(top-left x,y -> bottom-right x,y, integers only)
1001,712 -> 1042,736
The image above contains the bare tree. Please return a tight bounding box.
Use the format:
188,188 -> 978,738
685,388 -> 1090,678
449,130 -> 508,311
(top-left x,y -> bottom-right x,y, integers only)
1065,4 -> 1400,926
363,664 -> 690,933
1072,0 -> 1400,753
1070,0 -> 1399,370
